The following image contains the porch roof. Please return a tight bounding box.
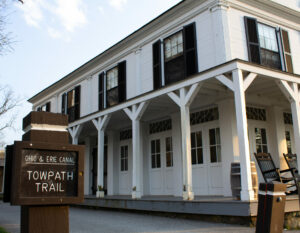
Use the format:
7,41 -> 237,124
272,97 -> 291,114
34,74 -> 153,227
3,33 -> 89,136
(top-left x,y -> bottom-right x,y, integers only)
69,59 -> 300,128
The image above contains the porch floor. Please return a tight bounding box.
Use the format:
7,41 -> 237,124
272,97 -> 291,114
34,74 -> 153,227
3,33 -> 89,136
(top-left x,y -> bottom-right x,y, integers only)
77,195 -> 299,218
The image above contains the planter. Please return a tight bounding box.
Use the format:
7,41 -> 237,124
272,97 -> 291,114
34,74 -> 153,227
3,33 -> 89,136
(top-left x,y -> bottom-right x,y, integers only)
96,191 -> 104,198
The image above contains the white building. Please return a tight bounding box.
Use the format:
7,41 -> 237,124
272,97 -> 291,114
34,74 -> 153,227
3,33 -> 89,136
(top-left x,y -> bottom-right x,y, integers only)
29,0 -> 300,201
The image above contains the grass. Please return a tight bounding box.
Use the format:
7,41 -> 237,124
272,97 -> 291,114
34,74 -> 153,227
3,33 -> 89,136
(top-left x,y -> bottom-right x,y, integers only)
0,226 -> 8,233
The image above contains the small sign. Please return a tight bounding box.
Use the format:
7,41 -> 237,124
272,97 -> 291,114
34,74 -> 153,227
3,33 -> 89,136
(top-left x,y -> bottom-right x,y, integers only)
11,141 -> 84,205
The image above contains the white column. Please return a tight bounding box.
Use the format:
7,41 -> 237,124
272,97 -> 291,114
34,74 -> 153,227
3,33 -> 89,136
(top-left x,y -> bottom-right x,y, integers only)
291,100 -> 300,170
167,83 -> 201,200
68,124 -> 83,145
232,69 -> 254,201
180,103 -> 193,200
84,137 -> 91,195
124,102 -> 149,199
92,115 -> 111,198
171,113 -> 183,197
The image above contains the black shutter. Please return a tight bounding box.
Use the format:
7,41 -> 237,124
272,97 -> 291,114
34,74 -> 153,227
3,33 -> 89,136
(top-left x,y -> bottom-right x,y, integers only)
37,107 -> 42,112
98,72 -> 105,110
152,40 -> 162,89
75,86 -> 81,120
118,61 -> 126,103
61,93 -> 66,114
244,16 -> 261,64
280,29 -> 293,73
46,102 -> 51,112
183,22 -> 198,77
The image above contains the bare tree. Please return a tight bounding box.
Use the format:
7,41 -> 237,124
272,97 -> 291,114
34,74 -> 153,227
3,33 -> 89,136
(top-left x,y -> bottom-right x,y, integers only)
0,0 -> 23,55
0,85 -> 20,147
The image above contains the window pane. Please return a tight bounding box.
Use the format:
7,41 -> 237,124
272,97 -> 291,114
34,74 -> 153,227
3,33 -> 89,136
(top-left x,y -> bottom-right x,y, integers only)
261,128 -> 267,144
157,154 -> 161,168
196,131 -> 202,147
217,145 -> 222,162
256,145 -> 262,153
151,154 -> 156,168
151,140 -> 155,154
210,146 -> 217,163
107,67 -> 118,90
255,128 -> 262,144
166,137 -> 171,152
197,148 -> 203,164
216,128 -> 221,144
166,152 -> 173,167
156,140 -> 160,153
209,129 -> 216,145
191,149 -> 197,164
191,133 -> 196,148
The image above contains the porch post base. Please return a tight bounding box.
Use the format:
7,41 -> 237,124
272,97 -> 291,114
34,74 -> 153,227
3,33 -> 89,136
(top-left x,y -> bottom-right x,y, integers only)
182,191 -> 194,201
240,189 -> 254,201
132,191 -> 142,199
96,191 -> 105,198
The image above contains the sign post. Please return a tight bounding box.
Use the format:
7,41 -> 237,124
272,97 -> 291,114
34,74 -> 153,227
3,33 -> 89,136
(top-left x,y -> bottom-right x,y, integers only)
4,111 -> 84,233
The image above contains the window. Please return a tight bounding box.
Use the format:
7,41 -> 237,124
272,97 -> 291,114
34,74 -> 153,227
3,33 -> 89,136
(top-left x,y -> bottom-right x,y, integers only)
165,137 -> 173,167
255,128 -> 268,153
149,119 -> 172,134
190,107 -> 219,125
106,67 -> 119,107
191,131 -> 203,165
152,22 -> 198,89
283,112 -> 293,125
37,102 -> 50,112
151,139 -> 161,168
246,107 -> 266,121
120,145 -> 128,171
285,131 -> 292,154
101,61 -> 126,108
61,86 -> 80,122
244,17 -> 293,72
209,128 -> 221,163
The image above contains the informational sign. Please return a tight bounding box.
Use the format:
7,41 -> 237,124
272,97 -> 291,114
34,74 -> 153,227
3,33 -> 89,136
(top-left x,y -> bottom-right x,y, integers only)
11,141 -> 84,205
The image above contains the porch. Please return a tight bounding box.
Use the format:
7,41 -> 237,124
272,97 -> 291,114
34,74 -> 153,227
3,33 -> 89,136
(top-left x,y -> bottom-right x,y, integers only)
68,59 -> 300,202
78,195 -> 300,225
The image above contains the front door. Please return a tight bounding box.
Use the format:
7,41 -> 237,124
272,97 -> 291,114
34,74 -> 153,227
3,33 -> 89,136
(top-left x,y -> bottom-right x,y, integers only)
149,133 -> 174,195
191,122 -> 223,196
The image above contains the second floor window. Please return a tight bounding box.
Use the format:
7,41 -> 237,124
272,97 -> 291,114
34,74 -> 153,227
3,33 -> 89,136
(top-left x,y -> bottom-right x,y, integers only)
61,85 -> 80,122
99,60 -> 127,110
37,102 -> 51,112
152,22 -> 198,89
244,17 -> 293,72
106,67 -> 119,107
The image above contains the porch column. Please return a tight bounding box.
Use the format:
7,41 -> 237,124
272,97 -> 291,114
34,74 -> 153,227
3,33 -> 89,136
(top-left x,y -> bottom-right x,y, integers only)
124,102 -> 149,199
232,69 -> 254,201
68,124 -> 83,144
277,81 -> 300,170
167,83 -> 201,200
92,115 -> 111,197
84,136 -> 91,195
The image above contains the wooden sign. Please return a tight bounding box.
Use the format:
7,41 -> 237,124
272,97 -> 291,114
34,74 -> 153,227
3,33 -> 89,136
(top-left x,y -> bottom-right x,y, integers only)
11,141 -> 84,205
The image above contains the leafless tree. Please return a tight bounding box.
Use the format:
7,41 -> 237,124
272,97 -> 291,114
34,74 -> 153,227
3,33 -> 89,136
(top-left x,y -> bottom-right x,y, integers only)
0,85 -> 20,147
0,0 -> 23,55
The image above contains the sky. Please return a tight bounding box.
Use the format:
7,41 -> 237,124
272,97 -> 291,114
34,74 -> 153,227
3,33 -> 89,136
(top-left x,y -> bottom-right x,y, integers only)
0,0 -> 182,147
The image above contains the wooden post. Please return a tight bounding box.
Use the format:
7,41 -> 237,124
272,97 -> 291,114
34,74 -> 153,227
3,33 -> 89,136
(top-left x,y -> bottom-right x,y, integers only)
17,111 -> 84,233
167,84 -> 201,200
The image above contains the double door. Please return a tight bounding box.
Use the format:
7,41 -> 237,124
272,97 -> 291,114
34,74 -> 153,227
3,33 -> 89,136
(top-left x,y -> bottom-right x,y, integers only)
191,122 -> 222,195
149,132 -> 174,195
